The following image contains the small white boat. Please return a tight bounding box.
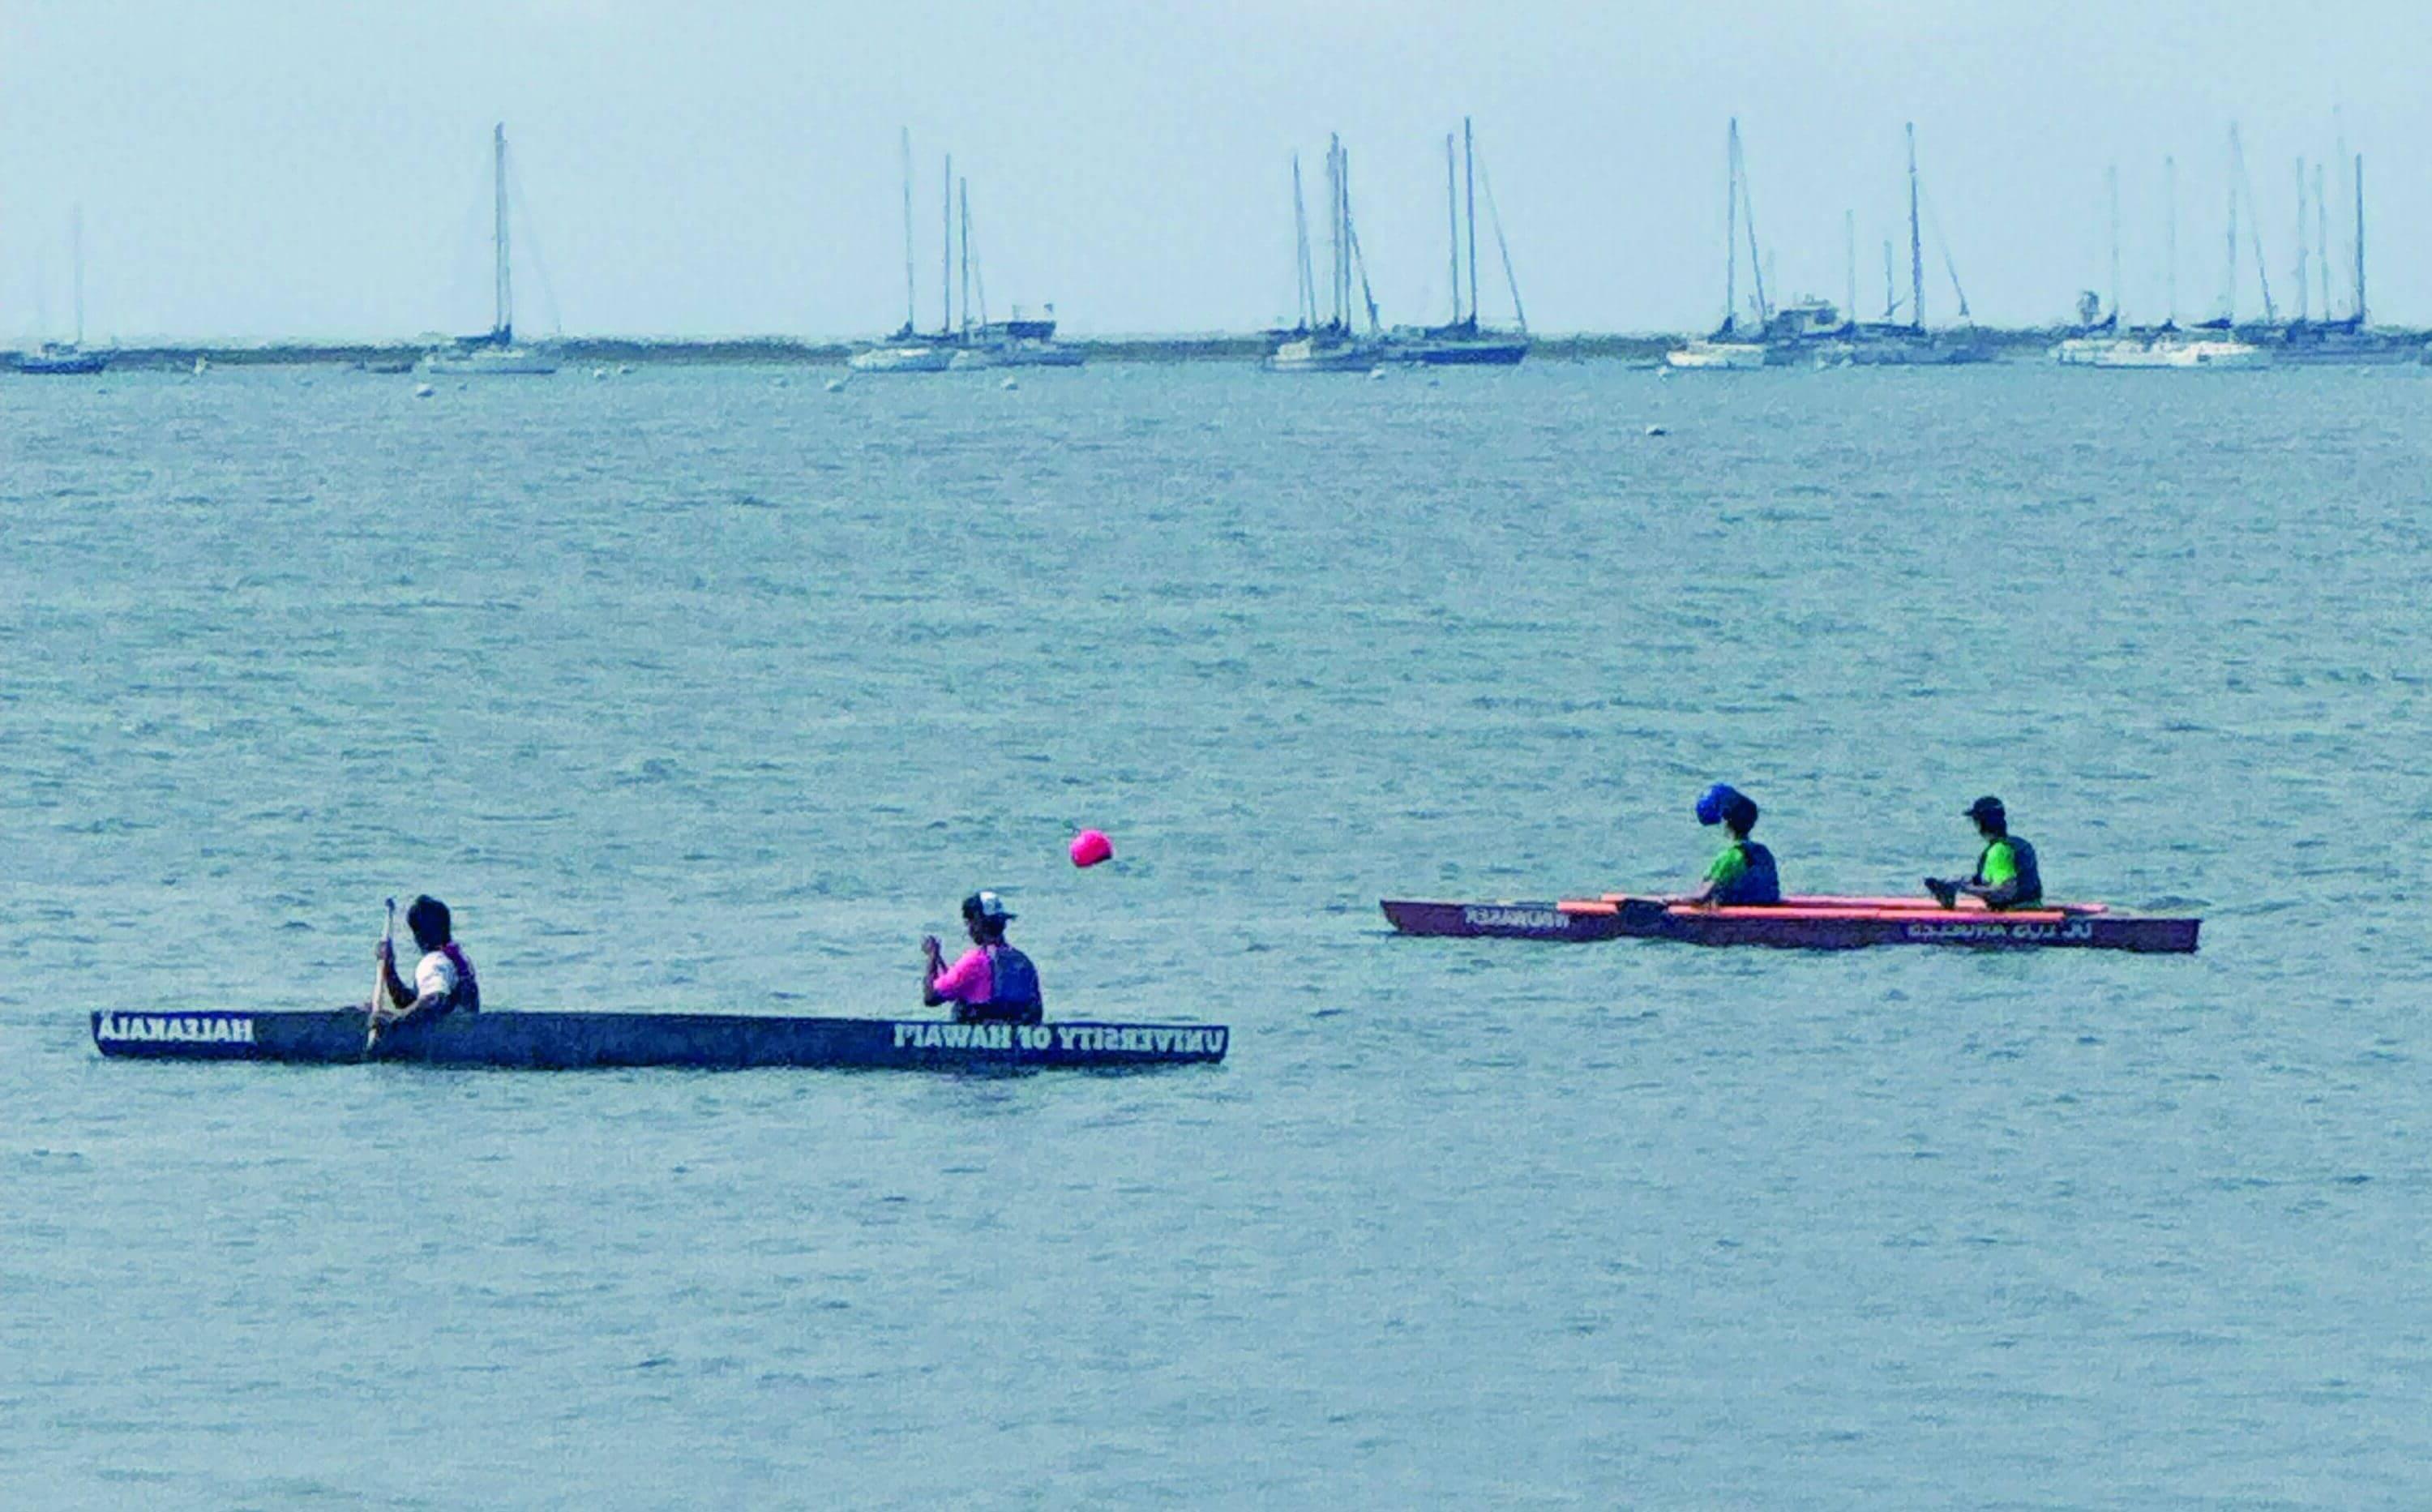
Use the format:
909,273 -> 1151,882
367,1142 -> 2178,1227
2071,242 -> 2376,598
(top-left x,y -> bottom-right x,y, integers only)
1265,331 -> 1383,373
2051,332 -> 2267,369
997,336 -> 1084,367
422,343 -> 559,376
1664,340 -> 1767,370
847,341 -> 953,374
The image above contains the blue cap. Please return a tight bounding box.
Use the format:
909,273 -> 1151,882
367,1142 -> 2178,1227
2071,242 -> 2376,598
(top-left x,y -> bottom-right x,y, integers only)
1695,783 -> 1741,827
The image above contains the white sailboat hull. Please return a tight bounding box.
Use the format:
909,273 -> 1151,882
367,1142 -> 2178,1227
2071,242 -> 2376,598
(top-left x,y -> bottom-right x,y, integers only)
2051,336 -> 2268,369
1265,336 -> 1383,373
847,344 -> 955,374
421,348 -> 559,376
1665,341 -> 1767,370
999,341 -> 1084,367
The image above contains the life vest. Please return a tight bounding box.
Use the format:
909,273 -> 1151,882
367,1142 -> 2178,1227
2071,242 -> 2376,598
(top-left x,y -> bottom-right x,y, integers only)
438,941 -> 481,1014
1972,835 -> 2043,908
1715,839 -> 1781,906
959,944 -> 1043,1025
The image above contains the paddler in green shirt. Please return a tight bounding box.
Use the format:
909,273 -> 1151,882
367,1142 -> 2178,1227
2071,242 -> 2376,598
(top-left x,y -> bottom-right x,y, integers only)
1926,795 -> 2044,910
1680,784 -> 1781,906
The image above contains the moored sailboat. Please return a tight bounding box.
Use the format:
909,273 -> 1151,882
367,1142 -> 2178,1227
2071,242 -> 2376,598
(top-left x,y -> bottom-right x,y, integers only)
850,134 -> 1080,374
1667,119 -> 1770,370
1389,118 -> 1528,366
1812,125 -> 1995,366
422,125 -> 559,376
1265,135 -> 1386,372
2051,148 -> 2266,369
12,208 -> 110,375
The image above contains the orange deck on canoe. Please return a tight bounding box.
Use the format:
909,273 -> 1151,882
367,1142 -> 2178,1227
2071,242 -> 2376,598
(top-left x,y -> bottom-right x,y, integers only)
1570,896 -> 2074,924
1598,892 -> 2107,915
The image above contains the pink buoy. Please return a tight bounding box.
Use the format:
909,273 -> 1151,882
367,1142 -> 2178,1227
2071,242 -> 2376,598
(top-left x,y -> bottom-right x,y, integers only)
1068,829 -> 1114,868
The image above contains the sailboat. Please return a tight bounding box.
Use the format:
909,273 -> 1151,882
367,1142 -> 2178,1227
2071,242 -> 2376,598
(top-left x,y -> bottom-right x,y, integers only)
1815,125 -> 1995,366
1667,120 -> 1770,370
1265,135 -> 1385,373
2051,143 -> 2266,370
422,125 -> 559,376
850,131 -> 956,373
942,173 -> 1081,369
1391,118 -> 1528,366
15,209 -> 110,375
2249,151 -> 2417,364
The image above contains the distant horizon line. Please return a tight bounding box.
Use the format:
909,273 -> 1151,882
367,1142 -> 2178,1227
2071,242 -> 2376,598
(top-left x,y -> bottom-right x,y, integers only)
15,321 -> 2419,354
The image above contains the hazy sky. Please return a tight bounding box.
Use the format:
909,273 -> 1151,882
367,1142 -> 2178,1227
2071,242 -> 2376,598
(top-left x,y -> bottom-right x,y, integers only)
4,1 -> 2428,339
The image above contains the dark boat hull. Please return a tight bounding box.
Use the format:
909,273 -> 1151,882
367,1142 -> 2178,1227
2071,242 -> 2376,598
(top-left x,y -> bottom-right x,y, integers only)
14,353 -> 109,375
92,1009 -> 1229,1071
1381,898 -> 2199,953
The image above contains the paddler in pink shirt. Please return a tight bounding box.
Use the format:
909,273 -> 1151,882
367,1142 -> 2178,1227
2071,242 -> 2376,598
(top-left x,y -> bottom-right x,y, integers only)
921,891 -> 1045,1026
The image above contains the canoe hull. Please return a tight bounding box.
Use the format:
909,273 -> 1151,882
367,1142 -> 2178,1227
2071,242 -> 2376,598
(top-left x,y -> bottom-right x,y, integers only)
1381,898 -> 2199,953
91,1010 -> 1229,1071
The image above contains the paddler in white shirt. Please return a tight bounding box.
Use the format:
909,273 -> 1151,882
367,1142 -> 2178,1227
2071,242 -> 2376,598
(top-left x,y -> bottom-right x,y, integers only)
373,894 -> 482,1026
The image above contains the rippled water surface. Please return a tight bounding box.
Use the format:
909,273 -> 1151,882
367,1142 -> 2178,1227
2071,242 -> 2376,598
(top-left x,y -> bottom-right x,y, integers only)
4,362 -> 2429,1506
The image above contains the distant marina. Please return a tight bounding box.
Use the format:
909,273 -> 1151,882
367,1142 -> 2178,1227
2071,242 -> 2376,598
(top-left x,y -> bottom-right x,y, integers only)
9,114 -> 2425,375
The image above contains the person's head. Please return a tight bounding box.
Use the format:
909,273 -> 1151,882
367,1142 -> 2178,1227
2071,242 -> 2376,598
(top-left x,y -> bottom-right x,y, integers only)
961,890 -> 1015,943
1720,792 -> 1760,840
1963,795 -> 2008,839
1695,783 -> 1741,828
405,895 -> 453,951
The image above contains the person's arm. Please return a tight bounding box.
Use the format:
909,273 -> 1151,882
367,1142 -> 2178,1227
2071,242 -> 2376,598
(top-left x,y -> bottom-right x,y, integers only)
1956,841 -> 2023,907
923,943 -> 991,1008
921,936 -> 948,1007
372,949 -> 449,1026
1676,846 -> 1743,906
376,940 -> 414,1012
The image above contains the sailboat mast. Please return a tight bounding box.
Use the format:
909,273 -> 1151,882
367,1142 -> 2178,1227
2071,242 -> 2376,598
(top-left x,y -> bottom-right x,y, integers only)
941,153 -> 953,338
72,205 -> 85,347
1723,121 -> 1739,332
2294,159 -> 2310,322
1843,209 -> 1855,325
2334,110 -> 2350,317
493,124 -> 512,341
1462,117 -> 1478,330
2314,164 -> 2330,319
1906,122 -> 1923,330
2353,152 -> 2366,325
1334,136 -> 1350,328
1741,133 -> 1767,323
2106,162 -> 2121,323
958,179 -> 971,337
1291,154 -> 1315,330
1478,156 -> 1526,333
2164,155 -> 2178,324
2233,126 -> 2275,323
1445,134 -> 1461,325
2222,128 -> 2237,323
1333,139 -> 1352,328
900,129 -> 917,332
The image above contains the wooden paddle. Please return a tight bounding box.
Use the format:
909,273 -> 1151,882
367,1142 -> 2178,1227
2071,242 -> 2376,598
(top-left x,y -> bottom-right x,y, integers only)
365,897 -> 396,1058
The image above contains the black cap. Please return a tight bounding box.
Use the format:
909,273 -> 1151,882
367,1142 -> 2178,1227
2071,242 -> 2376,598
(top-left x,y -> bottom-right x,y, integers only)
1963,795 -> 2006,823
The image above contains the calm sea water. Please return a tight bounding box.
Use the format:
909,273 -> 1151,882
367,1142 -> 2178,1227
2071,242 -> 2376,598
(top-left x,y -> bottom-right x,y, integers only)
3,360 -> 2429,1506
